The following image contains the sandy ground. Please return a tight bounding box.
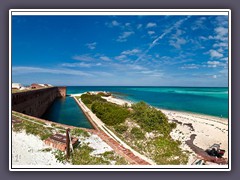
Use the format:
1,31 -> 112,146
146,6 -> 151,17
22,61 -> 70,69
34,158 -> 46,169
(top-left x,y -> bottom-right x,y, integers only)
12,131 -> 64,166
101,94 -> 229,164
80,134 -> 113,155
12,130 -> 115,166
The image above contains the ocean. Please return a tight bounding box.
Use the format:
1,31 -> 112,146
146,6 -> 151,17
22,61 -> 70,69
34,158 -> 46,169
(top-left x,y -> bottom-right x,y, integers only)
67,86 -> 229,118
42,86 -> 228,129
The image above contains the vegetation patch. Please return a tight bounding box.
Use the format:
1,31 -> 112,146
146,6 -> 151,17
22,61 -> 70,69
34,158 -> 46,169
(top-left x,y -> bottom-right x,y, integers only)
70,144 -> 128,165
12,116 -> 52,140
114,124 -> 128,134
80,93 -> 106,108
97,92 -> 111,97
71,128 -> 90,137
91,101 -> 130,126
130,127 -> 145,140
80,94 -> 189,165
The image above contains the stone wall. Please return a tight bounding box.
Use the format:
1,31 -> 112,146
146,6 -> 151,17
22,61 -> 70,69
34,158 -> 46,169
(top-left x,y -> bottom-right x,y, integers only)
12,87 -> 66,117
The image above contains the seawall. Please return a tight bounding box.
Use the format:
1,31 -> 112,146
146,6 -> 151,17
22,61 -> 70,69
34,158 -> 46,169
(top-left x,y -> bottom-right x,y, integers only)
12,87 -> 66,117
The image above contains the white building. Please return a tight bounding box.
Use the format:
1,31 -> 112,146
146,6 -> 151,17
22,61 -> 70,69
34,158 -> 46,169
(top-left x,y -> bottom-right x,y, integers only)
12,83 -> 23,89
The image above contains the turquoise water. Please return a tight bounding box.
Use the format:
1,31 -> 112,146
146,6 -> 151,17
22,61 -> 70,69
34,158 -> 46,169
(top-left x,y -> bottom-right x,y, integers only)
42,96 -> 93,128
67,86 -> 229,118
42,86 -> 228,129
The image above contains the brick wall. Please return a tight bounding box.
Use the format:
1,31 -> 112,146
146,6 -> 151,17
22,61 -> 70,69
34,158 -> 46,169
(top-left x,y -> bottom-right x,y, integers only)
12,87 -> 66,117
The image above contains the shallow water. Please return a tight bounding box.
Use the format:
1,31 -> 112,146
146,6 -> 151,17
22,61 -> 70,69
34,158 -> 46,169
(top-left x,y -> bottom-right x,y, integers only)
67,86 -> 229,118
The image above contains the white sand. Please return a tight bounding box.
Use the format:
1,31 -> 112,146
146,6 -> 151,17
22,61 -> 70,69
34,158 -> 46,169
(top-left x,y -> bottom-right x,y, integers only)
12,130 -> 114,166
81,134 -> 113,155
12,131 -> 64,166
102,95 -> 229,164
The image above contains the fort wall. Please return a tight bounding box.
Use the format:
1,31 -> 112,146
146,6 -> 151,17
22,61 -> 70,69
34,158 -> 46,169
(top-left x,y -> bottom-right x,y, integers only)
12,87 -> 66,117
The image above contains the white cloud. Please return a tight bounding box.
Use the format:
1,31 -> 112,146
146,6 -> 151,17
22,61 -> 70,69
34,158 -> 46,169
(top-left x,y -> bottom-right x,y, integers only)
121,49 -> 140,55
148,31 -> 155,35
151,17 -> 189,49
115,54 -> 127,60
191,17 -> 206,30
112,20 -> 120,26
169,37 -> 186,49
215,27 -> 228,37
209,27 -> 228,42
212,75 -> 217,78
105,20 -> 120,28
96,63 -> 102,66
199,36 -> 208,41
209,49 -> 223,58
100,56 -> 111,61
12,66 -> 93,76
221,57 -> 228,61
128,64 -> 147,71
146,22 -> 157,28
135,17 -> 189,63
117,31 -> 134,42
181,64 -> 199,69
207,61 -> 220,68
216,16 -> 228,28
72,55 -> 95,61
86,42 -> 97,50
62,62 -> 92,68
213,42 -> 228,48
169,29 -> 186,49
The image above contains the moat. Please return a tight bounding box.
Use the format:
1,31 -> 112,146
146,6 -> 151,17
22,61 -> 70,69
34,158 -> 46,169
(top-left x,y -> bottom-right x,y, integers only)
42,96 -> 93,129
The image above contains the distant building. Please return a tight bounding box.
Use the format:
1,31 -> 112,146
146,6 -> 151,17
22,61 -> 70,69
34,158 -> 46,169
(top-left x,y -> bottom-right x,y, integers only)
31,83 -> 52,89
12,83 -> 23,89
31,83 -> 44,89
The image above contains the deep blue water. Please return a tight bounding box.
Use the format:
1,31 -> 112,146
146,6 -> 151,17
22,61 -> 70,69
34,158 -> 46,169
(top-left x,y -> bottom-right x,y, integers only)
67,86 -> 229,118
42,96 -> 93,128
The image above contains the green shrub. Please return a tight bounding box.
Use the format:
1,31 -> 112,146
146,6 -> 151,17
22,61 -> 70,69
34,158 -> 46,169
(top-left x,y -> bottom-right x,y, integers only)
114,125 -> 128,134
81,94 -> 106,105
130,127 -> 145,140
131,101 -> 171,134
97,92 -> 111,97
152,137 -> 188,165
91,101 -> 129,126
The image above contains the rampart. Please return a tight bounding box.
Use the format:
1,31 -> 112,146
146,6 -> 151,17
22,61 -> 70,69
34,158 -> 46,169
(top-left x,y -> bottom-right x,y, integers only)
12,87 -> 66,117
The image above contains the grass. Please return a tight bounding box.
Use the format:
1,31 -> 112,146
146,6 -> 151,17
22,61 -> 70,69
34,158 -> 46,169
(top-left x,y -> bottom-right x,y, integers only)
70,144 -> 128,165
40,148 -> 52,152
13,119 -> 53,140
114,124 -> 128,134
130,127 -> 145,140
71,128 -> 90,137
54,150 -> 67,164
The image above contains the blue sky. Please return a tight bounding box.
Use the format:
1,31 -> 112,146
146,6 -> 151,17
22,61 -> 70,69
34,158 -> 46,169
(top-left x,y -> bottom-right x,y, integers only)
12,15 -> 229,86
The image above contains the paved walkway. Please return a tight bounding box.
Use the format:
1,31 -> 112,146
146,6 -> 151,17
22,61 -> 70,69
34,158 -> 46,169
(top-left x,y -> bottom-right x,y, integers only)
73,96 -> 154,165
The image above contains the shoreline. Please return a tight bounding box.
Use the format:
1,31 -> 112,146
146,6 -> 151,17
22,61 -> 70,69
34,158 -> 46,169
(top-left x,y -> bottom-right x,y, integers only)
86,92 -> 229,163
112,96 -> 228,122
70,92 -> 228,121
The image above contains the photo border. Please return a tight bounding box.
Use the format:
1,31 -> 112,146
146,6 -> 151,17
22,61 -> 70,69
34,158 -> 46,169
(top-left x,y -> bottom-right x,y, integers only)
9,9 -> 231,171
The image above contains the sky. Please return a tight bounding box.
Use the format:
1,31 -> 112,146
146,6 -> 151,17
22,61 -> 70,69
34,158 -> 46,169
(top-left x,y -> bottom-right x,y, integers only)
12,15 -> 229,86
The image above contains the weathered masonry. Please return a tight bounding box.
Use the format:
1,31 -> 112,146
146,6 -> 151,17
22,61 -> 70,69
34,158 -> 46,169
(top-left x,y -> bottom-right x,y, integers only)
12,87 -> 66,117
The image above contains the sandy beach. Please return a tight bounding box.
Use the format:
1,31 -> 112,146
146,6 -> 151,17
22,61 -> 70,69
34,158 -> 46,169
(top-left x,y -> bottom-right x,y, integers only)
101,94 -> 229,163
